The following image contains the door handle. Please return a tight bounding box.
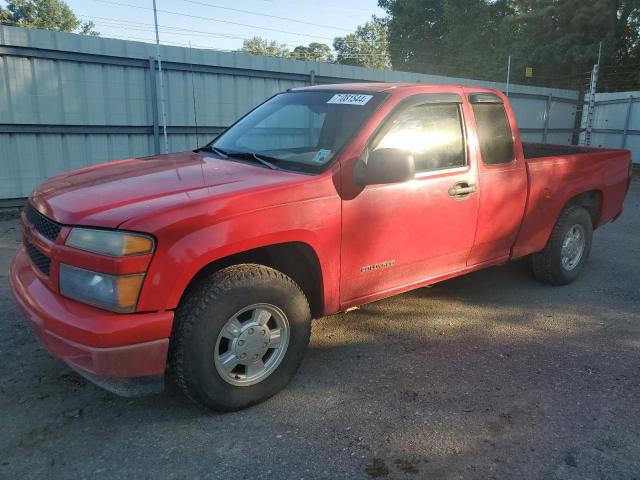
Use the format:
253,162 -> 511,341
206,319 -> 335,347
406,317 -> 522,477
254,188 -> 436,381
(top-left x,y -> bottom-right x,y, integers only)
448,182 -> 476,198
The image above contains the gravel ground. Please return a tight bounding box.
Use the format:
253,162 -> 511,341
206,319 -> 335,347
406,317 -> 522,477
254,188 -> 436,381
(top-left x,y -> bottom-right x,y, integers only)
1,180 -> 639,480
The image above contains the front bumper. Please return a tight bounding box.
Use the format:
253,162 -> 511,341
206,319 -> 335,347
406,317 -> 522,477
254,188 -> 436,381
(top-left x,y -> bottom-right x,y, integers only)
9,248 -> 174,380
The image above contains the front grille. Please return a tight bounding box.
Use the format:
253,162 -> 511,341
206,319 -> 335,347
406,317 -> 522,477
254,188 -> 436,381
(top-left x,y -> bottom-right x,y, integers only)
26,241 -> 51,276
24,204 -> 62,241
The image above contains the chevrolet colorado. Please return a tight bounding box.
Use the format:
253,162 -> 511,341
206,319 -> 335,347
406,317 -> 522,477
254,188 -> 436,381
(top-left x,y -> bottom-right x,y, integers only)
10,83 -> 632,411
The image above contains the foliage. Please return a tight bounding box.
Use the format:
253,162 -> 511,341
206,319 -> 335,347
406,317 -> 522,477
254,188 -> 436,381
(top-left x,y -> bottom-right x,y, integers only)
0,7 -> 11,25
291,42 -> 334,62
241,37 -> 334,62
333,17 -> 391,69
503,0 -> 640,88
379,0 -> 511,80
241,36 -> 291,58
378,0 -> 640,89
242,22 -> 391,69
0,0 -> 99,35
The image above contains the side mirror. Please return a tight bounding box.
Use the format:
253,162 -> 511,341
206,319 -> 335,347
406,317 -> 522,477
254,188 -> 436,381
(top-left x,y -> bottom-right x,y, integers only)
354,148 -> 415,186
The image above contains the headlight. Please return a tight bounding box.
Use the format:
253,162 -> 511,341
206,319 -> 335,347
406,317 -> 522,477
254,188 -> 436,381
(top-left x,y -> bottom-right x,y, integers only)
66,228 -> 154,257
59,264 -> 145,313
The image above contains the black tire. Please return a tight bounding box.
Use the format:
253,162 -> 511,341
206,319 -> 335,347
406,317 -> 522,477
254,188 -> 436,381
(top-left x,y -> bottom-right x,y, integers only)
532,205 -> 593,286
170,264 -> 311,411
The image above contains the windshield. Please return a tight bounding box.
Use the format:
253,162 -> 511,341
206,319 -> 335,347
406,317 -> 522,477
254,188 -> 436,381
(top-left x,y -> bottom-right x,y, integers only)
208,91 -> 386,173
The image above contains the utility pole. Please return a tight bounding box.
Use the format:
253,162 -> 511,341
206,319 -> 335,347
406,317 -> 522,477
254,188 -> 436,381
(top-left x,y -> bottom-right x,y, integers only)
152,0 -> 169,154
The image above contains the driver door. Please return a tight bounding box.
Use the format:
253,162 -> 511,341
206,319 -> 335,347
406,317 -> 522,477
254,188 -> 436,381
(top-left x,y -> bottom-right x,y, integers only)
340,94 -> 480,305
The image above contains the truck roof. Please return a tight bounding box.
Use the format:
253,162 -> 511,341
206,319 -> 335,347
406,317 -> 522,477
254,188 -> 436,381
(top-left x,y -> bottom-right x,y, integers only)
291,82 -> 500,95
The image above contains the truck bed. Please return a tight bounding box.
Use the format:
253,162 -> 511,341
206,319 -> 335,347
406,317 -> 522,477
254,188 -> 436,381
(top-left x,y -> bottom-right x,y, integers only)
512,142 -> 631,259
522,142 -> 616,159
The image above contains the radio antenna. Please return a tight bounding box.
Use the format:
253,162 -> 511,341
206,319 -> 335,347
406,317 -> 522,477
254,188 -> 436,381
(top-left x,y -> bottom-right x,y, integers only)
152,0 -> 169,154
188,41 -> 200,148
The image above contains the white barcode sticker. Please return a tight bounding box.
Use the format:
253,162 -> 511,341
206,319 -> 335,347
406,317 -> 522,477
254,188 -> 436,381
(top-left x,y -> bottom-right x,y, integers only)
327,93 -> 373,106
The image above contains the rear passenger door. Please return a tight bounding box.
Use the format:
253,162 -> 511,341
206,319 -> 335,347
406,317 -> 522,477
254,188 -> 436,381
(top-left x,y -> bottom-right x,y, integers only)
340,94 -> 480,304
465,91 -> 528,265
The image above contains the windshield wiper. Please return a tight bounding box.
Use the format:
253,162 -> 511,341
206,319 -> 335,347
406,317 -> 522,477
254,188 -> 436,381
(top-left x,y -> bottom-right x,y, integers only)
198,146 -> 281,170
250,153 -> 280,170
197,145 -> 230,159
224,151 -> 281,170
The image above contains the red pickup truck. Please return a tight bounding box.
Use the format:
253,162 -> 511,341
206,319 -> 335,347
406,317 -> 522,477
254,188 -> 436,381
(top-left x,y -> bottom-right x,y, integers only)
10,83 -> 632,411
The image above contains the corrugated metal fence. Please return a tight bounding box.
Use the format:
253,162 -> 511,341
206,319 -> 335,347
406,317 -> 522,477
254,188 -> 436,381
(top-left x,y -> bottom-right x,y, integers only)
581,92 -> 640,164
0,25 -> 581,200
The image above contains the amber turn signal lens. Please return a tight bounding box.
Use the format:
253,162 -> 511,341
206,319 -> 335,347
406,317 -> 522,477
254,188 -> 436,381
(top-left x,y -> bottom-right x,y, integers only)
60,265 -> 146,313
122,235 -> 154,256
116,274 -> 145,310
66,228 -> 155,257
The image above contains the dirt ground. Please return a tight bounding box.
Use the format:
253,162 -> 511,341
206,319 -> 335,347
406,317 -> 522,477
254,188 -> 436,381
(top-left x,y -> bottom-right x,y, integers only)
1,180 -> 639,480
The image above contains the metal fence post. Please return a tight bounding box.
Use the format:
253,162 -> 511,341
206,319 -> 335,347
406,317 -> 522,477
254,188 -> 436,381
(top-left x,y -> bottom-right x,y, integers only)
621,95 -> 633,148
148,56 -> 161,155
570,92 -> 584,146
542,93 -> 552,143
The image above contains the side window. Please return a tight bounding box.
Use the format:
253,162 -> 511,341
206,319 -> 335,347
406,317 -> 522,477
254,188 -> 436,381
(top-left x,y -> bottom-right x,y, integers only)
471,102 -> 515,165
373,103 -> 465,172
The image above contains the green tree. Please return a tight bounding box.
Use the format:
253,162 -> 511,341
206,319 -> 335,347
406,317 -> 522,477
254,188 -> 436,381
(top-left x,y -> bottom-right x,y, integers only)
503,0 -> 640,86
333,17 -> 391,69
1,0 -> 98,35
378,0 -> 446,72
241,36 -> 290,58
441,0 -> 511,78
291,42 -> 333,62
0,7 -> 11,25
378,0 -> 640,89
379,0 -> 510,79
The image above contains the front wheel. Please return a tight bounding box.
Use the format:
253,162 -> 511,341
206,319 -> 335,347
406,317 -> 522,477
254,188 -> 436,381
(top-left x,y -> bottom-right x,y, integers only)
532,205 -> 593,285
170,264 -> 312,411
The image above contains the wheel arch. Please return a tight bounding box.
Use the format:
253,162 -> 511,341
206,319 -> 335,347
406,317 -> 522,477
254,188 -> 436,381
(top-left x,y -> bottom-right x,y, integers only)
540,189 -> 602,251
512,188 -> 603,259
566,189 -> 602,227
179,241 -> 325,318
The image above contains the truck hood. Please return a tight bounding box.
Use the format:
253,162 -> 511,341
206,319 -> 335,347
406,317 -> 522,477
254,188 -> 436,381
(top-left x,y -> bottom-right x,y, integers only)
30,151 -> 303,228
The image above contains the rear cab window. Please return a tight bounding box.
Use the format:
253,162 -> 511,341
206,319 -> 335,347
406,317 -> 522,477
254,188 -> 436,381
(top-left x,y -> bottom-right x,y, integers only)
469,93 -> 515,166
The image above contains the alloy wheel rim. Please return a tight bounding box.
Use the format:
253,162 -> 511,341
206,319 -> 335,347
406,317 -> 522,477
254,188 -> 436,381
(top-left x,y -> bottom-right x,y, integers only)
560,224 -> 586,271
214,303 -> 290,386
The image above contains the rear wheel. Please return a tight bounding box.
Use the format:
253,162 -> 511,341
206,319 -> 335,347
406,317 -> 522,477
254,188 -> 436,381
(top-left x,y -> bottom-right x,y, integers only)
170,264 -> 311,411
532,205 -> 593,285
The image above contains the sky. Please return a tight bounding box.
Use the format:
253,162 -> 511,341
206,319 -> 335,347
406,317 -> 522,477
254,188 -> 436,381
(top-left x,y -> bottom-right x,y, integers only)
55,0 -> 386,52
